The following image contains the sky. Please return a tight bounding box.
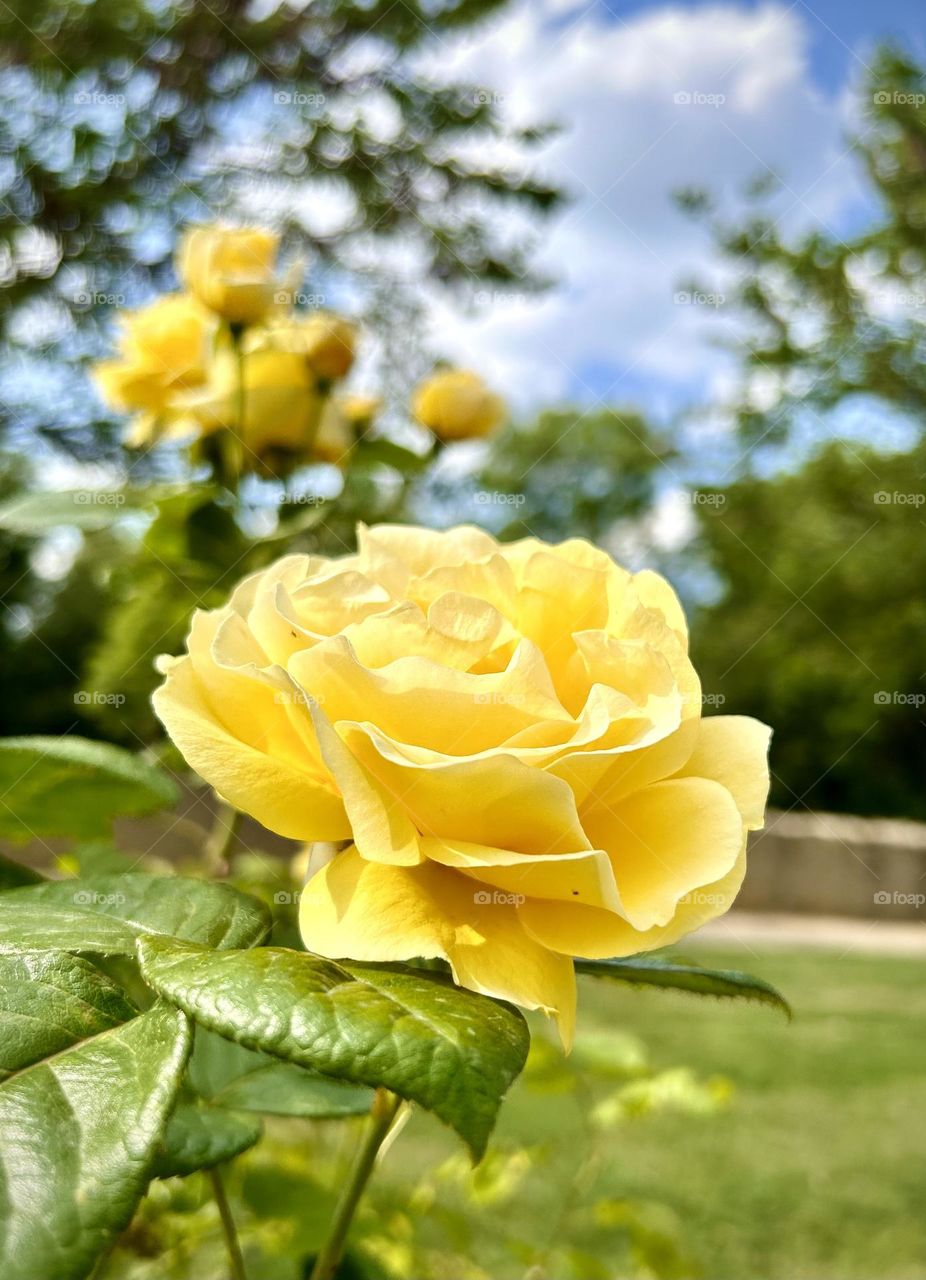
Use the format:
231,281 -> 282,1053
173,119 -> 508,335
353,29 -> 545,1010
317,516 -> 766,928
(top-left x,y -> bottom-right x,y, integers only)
420,0 -> 924,434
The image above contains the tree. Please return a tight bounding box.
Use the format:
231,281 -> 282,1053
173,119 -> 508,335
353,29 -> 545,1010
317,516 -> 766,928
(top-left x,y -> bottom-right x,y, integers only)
477,407 -> 672,543
0,0 -> 560,457
691,438 -> 926,820
682,46 -> 926,449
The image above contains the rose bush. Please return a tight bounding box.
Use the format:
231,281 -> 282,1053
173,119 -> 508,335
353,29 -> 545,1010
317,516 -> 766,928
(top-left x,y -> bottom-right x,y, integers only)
153,524 -> 770,1046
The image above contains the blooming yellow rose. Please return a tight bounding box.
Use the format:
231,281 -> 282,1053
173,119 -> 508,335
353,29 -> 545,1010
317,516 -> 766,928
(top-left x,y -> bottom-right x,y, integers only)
153,525 -> 770,1046
177,225 -> 281,327
412,368 -> 506,440
94,293 -> 213,443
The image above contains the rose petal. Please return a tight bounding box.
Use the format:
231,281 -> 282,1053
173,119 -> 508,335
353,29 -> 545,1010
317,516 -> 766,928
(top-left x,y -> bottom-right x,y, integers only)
299,847 -> 577,1046
152,654 -> 349,841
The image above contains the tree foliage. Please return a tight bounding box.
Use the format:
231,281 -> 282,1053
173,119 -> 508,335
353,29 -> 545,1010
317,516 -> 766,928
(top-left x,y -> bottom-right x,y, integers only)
684,47 -> 926,447
691,438 -> 926,819
0,0 -> 560,454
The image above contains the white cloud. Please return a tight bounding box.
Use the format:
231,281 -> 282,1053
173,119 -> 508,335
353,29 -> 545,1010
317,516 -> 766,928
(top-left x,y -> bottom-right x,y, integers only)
419,1 -> 865,417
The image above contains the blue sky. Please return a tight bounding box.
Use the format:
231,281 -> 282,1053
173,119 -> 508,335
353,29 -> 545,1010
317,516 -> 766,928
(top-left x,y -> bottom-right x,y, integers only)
423,0 -> 921,450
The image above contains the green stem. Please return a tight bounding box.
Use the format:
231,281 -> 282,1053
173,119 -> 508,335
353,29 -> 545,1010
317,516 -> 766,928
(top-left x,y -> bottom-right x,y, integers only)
203,799 -> 241,875
209,1166 -> 247,1280
219,324 -> 247,493
309,1089 -> 402,1280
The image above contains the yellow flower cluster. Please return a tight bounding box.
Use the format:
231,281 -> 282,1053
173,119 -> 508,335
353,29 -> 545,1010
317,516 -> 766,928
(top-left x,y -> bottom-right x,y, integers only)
95,223 -> 508,472
94,226 -> 362,473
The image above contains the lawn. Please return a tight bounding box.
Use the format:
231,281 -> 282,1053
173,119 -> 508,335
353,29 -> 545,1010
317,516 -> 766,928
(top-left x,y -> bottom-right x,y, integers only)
370,945 -> 926,1280
107,944 -> 926,1280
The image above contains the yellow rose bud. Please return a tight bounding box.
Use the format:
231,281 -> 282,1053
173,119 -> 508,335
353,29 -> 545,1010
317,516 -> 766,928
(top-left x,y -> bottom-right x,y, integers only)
177,224 -> 281,327
340,393 -> 381,428
267,313 -> 357,381
94,293 -> 213,443
153,524 -> 770,1047
412,368 -> 506,441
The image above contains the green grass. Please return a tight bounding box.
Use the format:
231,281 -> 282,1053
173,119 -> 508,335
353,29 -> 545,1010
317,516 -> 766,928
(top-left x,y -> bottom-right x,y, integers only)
380,947 -> 926,1280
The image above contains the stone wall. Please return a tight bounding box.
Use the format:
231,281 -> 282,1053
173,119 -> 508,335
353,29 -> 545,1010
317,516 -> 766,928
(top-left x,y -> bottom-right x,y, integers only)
739,809 -> 926,920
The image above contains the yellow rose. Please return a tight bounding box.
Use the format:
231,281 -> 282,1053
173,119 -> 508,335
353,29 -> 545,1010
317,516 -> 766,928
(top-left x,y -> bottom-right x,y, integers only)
177,225 -> 281,326
412,368 -> 506,440
340,393 -> 381,428
267,314 -> 357,381
153,525 -> 770,1047
177,344 -> 325,464
94,294 -> 213,443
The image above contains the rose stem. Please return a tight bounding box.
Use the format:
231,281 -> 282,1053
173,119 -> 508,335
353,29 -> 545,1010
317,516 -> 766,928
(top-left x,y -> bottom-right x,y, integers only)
309,1088 -> 403,1280
209,1166 -> 248,1280
203,799 -> 241,874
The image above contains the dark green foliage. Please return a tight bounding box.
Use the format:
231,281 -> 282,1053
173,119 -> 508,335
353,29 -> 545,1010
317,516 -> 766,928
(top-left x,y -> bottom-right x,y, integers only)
479,407 -> 671,542
691,439 -> 926,818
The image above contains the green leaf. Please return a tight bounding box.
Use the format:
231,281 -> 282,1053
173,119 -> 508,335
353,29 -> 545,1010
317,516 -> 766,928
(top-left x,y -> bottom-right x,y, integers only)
0,874 -> 271,957
0,737 -> 179,842
0,490 -> 141,534
0,853 -> 41,889
189,1027 -> 373,1118
152,1100 -> 262,1180
0,1003 -> 190,1280
137,939 -> 530,1160
575,956 -> 791,1017
216,1062 -> 374,1119
351,438 -> 431,473
0,952 -> 136,1079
